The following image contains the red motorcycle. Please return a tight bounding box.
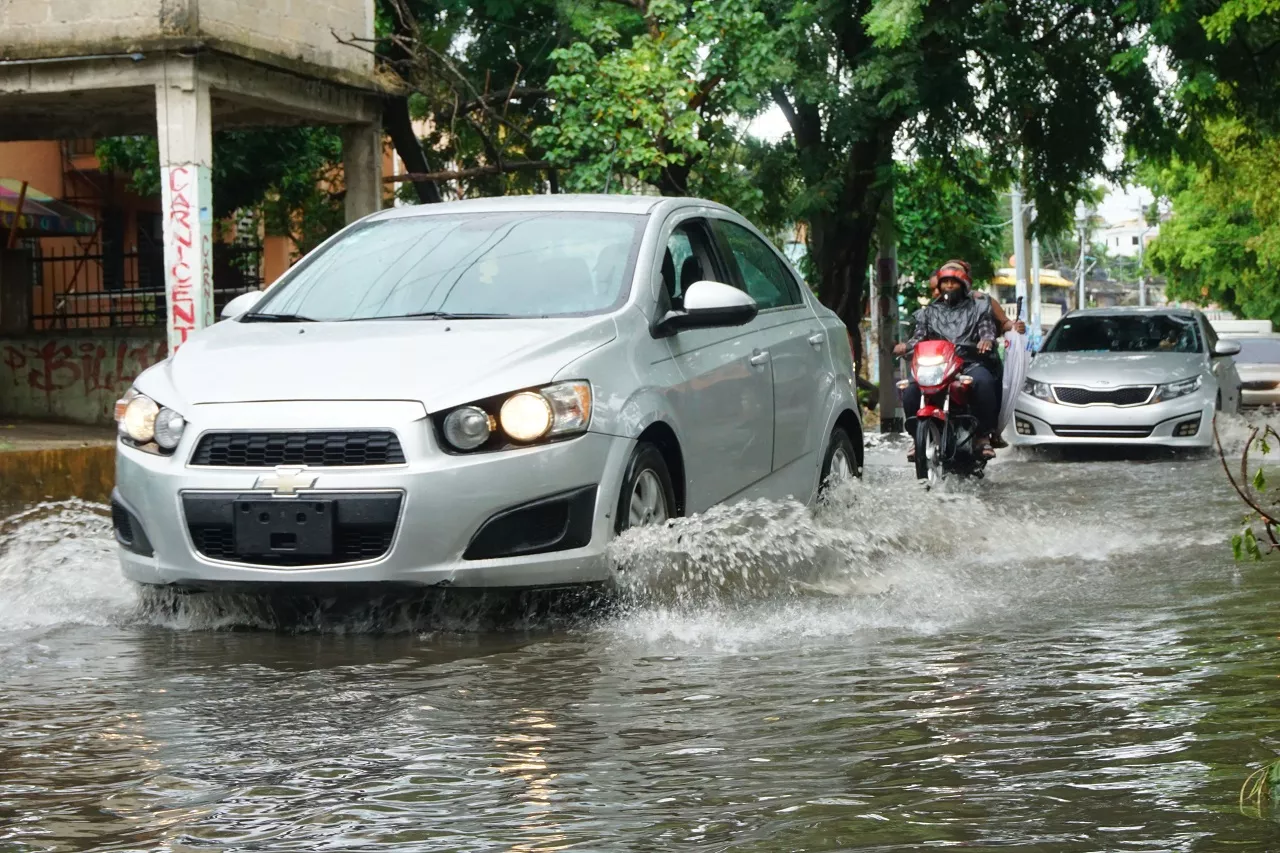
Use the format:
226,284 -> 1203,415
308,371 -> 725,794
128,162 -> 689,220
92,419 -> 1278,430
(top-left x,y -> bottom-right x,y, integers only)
898,339 -> 989,484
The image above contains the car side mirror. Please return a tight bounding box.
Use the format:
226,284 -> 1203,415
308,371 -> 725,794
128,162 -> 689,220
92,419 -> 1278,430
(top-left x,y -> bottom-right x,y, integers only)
654,280 -> 758,336
221,290 -> 265,320
1213,339 -> 1242,357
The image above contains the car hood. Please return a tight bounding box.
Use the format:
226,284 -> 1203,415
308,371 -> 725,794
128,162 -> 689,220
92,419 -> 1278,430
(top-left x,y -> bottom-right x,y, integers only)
157,316 -> 617,412
1027,351 -> 1206,386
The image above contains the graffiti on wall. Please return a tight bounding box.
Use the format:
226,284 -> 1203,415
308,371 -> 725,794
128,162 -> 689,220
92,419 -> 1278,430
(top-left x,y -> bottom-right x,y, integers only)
163,164 -> 214,351
165,166 -> 197,347
1,338 -> 168,422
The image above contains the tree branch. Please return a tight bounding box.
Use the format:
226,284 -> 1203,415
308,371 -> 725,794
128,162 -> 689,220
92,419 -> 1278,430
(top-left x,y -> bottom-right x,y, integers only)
441,88 -> 552,122
384,160 -> 552,184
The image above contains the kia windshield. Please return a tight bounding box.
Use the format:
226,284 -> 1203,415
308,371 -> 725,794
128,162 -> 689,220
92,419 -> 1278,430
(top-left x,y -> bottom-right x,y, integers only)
249,211 -> 646,322
1042,314 -> 1204,354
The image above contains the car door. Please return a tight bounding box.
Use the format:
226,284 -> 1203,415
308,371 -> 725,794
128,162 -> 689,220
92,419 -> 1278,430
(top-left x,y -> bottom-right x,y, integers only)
707,216 -> 827,474
651,212 -> 774,511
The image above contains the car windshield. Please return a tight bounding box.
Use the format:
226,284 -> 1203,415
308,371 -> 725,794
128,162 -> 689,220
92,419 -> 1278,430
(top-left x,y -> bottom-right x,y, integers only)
1232,337 -> 1280,363
250,211 -> 646,322
1042,314 -> 1203,354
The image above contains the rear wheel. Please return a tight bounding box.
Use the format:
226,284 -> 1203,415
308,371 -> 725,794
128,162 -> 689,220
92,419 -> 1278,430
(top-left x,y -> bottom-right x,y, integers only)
914,419 -> 944,486
615,442 -> 676,534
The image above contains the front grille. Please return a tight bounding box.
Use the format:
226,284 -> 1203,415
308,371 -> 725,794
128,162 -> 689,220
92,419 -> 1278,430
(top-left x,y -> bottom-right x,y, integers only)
190,431 -> 405,467
1050,424 -> 1154,439
1052,385 -> 1154,407
184,492 -> 402,567
111,502 -> 134,544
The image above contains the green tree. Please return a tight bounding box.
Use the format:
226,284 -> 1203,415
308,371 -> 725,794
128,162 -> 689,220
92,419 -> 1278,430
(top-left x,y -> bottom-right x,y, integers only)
96,127 -> 347,256
893,148 -> 1005,308
1144,120 -> 1280,325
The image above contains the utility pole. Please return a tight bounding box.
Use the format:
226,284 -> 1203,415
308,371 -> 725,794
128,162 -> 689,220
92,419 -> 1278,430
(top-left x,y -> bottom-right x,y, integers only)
1137,201 -> 1149,307
875,189 -> 903,433
1075,201 -> 1088,311
1031,232 -> 1042,341
1011,184 -> 1028,312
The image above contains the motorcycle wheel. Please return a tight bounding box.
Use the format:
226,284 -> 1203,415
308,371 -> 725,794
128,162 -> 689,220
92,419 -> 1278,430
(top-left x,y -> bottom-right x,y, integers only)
914,419 -> 944,485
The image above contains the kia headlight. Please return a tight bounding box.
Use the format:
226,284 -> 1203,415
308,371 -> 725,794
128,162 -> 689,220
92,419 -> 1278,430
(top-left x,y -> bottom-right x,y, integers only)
1023,378 -> 1055,402
436,381 -> 592,452
114,388 -> 186,454
1153,375 -> 1203,403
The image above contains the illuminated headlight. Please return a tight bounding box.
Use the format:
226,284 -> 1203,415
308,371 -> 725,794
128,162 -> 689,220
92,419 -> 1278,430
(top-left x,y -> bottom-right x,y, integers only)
915,364 -> 946,387
1153,375 -> 1203,402
114,389 -> 185,454
443,406 -> 493,450
1023,378 -> 1054,402
440,381 -> 593,451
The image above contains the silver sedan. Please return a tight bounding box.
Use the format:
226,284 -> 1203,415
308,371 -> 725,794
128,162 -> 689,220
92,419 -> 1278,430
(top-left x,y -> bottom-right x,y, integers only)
1011,307 -> 1241,449
111,194 -> 862,592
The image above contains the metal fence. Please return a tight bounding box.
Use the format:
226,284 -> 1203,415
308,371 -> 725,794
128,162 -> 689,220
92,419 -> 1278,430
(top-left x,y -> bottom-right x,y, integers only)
31,244 -> 263,331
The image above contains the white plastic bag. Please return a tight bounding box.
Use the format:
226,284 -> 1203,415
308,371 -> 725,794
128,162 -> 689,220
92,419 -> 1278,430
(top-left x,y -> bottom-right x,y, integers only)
998,330 -> 1031,436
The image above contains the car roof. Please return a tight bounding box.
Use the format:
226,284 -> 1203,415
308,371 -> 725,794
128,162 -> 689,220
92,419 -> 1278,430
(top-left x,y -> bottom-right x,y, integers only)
366,193 -> 734,221
1063,306 -> 1201,319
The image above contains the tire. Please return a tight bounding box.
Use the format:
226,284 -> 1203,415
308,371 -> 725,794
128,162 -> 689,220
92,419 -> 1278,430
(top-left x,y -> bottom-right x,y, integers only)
819,426 -> 859,498
914,418 -> 944,484
615,442 -> 677,534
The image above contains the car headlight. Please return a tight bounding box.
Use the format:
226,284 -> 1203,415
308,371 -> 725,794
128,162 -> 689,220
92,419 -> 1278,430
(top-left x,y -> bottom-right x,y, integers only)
1023,378 -> 1054,402
436,381 -> 592,452
1153,375 -> 1203,402
114,388 -> 186,454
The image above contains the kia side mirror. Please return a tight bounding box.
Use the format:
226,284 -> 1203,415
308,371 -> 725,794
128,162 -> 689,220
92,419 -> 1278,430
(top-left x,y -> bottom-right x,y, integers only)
1214,339 -> 1242,357
654,280 -> 758,336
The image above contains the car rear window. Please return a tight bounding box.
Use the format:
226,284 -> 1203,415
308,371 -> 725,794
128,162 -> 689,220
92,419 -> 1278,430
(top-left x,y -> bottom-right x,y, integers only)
1042,314 -> 1203,354
252,211 -> 647,321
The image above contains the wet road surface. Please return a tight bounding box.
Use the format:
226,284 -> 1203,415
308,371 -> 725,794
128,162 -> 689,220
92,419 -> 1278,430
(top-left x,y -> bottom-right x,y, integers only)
3,419 -> 1280,851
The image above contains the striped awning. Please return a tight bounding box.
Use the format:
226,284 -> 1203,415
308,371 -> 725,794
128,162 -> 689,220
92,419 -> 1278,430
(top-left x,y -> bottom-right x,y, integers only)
0,178 -> 96,238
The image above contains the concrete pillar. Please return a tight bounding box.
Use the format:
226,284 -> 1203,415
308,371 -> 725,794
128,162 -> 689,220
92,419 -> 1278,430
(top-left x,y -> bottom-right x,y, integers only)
155,60 -> 214,354
342,122 -> 383,223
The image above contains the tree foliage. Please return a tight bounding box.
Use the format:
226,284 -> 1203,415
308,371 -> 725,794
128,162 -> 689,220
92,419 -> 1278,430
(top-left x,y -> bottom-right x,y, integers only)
893,148 -> 1004,307
95,127 -> 346,255
1145,120 -> 1280,325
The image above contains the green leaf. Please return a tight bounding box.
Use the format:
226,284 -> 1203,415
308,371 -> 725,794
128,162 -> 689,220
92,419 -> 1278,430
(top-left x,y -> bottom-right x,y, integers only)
1255,467 -> 1268,492
1233,533 -> 1244,560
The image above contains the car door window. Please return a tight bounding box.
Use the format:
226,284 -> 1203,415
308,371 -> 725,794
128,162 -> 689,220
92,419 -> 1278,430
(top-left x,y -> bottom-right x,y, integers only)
711,219 -> 802,310
658,219 -> 723,311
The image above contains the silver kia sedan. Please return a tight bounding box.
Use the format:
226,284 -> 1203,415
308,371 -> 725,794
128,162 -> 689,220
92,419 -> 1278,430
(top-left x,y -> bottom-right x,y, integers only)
111,195 -> 862,592
1011,307 -> 1241,449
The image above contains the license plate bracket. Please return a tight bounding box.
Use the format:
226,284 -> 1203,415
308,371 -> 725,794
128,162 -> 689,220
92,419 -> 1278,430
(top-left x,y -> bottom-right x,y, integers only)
234,499 -> 335,557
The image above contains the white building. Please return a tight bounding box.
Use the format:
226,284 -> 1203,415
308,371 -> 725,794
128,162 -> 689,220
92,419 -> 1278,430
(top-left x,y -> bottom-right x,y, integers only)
1098,217 -> 1159,258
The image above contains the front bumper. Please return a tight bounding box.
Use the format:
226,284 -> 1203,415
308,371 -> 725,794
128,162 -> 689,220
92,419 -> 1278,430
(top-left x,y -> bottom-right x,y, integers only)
114,401 -> 635,589
1009,389 -> 1215,448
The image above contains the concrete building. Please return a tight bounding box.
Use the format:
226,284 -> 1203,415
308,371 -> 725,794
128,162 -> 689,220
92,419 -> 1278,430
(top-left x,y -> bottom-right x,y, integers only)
1098,216 -> 1159,259
0,0 -> 389,424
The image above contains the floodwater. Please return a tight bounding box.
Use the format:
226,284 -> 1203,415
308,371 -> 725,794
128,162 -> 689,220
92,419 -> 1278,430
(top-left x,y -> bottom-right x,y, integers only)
4,419 -> 1280,851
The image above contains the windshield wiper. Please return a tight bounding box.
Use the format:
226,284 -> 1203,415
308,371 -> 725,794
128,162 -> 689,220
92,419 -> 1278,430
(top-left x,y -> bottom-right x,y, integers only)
361,312 -> 515,321
240,312 -> 321,323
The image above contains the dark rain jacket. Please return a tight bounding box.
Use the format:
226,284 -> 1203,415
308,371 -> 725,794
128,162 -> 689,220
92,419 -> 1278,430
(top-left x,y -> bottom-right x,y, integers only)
905,294 -> 998,355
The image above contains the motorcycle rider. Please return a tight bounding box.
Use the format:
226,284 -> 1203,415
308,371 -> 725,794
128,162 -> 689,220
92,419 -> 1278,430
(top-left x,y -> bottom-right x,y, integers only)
928,259 -> 1026,449
894,263 -> 1001,460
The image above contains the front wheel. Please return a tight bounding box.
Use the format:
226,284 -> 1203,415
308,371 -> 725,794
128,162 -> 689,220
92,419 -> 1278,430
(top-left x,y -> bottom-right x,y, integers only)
914,418 -> 944,485
615,442 -> 677,534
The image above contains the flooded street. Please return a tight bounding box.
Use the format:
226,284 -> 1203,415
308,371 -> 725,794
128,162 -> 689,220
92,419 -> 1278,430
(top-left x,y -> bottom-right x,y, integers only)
4,422 -> 1280,851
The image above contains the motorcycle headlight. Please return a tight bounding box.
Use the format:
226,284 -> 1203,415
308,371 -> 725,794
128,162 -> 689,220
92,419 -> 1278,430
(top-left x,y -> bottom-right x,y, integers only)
1023,378 -> 1055,402
915,364 -> 947,387
1153,375 -> 1203,402
114,389 -> 186,454
437,381 -> 592,452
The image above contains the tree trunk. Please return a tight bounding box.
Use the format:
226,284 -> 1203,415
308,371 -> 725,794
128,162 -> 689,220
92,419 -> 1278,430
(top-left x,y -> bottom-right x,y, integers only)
384,95 -> 442,204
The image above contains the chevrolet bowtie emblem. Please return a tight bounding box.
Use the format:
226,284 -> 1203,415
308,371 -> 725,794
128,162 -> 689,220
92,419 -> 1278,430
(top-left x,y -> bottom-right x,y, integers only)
255,466 -> 318,496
